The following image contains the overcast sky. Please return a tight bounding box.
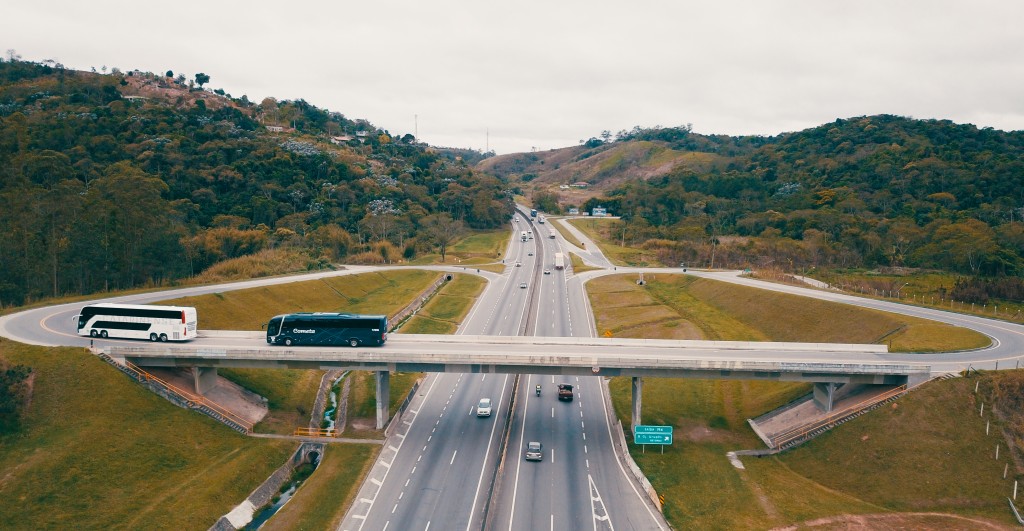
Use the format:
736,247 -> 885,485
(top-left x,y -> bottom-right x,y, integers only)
4,1 -> 1023,154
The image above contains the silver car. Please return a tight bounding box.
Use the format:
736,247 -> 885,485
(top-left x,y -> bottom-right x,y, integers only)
525,441 -> 543,461
476,398 -> 492,417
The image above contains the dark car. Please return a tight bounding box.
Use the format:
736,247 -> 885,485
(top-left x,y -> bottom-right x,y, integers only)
525,441 -> 543,461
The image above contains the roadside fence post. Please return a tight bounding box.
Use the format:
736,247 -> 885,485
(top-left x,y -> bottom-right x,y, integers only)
1005,463 -> 1009,479
986,420 -> 990,435
980,402 -> 985,417
995,443 -> 1000,460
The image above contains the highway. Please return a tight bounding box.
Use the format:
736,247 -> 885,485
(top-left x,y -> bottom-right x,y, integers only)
2,215 -> 1023,531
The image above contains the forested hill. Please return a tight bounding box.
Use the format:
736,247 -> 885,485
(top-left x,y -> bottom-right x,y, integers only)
495,117 -> 1024,278
0,59 -> 509,307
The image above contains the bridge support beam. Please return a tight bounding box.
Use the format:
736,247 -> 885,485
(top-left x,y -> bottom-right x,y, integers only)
192,367 -> 218,395
631,376 -> 643,433
375,371 -> 391,430
813,382 -> 842,412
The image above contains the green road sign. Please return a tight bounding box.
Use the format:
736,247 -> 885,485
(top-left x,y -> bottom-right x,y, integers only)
634,425 -> 673,445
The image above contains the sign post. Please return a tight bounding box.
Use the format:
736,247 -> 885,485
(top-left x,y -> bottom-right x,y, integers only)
634,425 -> 673,453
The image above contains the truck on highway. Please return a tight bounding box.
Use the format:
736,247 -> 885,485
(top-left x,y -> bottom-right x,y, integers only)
557,383 -> 574,401
530,208 -> 538,218
521,231 -> 528,242
538,216 -> 546,224
554,252 -> 565,270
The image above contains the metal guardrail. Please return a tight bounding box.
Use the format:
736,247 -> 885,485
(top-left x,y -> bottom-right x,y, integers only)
294,427 -> 335,438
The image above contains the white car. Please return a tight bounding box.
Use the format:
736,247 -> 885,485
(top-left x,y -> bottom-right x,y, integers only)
476,398 -> 492,417
519,282 -> 528,289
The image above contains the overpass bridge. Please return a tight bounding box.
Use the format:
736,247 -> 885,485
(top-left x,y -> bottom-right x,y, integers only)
106,333 -> 931,429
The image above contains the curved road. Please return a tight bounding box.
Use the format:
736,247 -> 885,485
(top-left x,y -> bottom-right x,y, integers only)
2,222 -> 1023,531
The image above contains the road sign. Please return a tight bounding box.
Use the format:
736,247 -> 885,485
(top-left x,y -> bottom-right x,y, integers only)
634,425 -> 673,445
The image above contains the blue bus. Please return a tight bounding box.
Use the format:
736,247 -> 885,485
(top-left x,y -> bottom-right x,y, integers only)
266,313 -> 387,347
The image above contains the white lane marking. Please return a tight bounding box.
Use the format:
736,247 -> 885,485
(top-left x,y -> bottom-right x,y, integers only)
551,407 -> 555,418
551,448 -> 555,463
583,432 -> 586,440
405,479 -> 410,487
584,444 -> 588,454
382,521 -> 389,531
450,450 -> 458,465
398,491 -> 404,500
465,373 -> 511,531
597,377 -> 667,529
589,474 -> 614,529
508,375 -> 532,529
392,504 -> 398,514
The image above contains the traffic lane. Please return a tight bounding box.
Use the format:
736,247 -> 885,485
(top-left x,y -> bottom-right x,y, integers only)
504,375 -> 606,531
362,372 -> 512,531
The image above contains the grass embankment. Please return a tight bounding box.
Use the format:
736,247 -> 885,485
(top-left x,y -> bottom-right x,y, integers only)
400,274 -> 486,334
820,269 -> 1024,324
568,252 -> 600,273
569,217 -> 665,267
165,269 -> 441,434
409,228 -> 509,272
549,218 -> 585,248
589,274 -> 1011,528
0,339 -> 297,530
261,443 -> 379,531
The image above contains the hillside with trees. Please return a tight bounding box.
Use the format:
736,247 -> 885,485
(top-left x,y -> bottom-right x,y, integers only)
0,58 -> 509,307
497,118 -> 1024,285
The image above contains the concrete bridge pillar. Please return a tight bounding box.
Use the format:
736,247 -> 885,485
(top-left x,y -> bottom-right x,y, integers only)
813,382 -> 842,412
631,376 -> 643,433
192,367 -> 218,395
375,371 -> 391,430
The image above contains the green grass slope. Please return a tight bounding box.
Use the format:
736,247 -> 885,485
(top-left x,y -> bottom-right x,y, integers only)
0,339 -> 295,530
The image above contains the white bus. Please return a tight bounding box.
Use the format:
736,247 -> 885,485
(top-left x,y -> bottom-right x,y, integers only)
75,303 -> 198,342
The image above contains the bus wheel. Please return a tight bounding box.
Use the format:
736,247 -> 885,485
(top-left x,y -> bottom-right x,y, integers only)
159,334 -> 168,342
90,330 -> 99,338
284,338 -> 294,346
150,333 -> 158,342
349,338 -> 360,347
100,330 -> 108,338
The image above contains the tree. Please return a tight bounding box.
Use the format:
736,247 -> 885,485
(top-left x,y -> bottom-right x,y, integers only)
194,72 -> 210,88
421,213 -> 464,262
166,70 -> 173,77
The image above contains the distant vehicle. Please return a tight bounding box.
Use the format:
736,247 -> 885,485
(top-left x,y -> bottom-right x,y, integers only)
513,217 -> 519,222
554,252 -> 565,270
266,312 -> 387,347
528,252 -> 534,256
549,234 -> 556,239
530,209 -> 538,218
516,262 -> 522,267
544,269 -> 551,275
525,441 -> 543,461
521,231 -> 528,242
519,282 -> 527,289
557,383 -> 574,401
538,216 -> 546,224
476,398 -> 492,417
75,303 -> 197,342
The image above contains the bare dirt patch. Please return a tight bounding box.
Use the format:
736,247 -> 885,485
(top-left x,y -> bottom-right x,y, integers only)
774,512 -> 1012,530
